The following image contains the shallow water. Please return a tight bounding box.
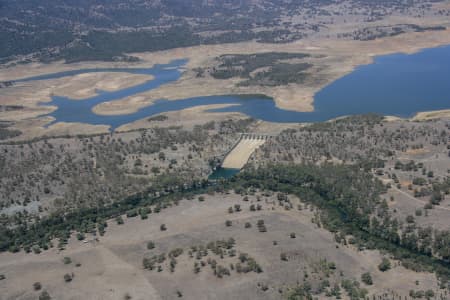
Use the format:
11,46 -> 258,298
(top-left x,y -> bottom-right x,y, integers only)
208,168 -> 240,180
15,44 -> 450,130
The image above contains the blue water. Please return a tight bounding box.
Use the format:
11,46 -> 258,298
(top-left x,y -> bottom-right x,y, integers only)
313,45 -> 450,119
14,44 -> 450,131
208,167 -> 240,180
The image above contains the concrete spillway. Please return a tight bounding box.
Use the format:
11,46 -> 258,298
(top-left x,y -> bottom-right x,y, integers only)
221,135 -> 267,169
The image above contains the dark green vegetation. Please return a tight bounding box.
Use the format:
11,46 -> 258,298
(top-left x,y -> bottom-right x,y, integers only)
378,257 -> 392,272
39,291 -> 51,300
257,113 -> 448,168
361,272 -> 373,285
56,28 -> 199,63
1,0 -> 447,63
0,115 -> 449,299
348,24 -> 447,41
142,239 -> 262,277
1,162 -> 449,286
253,115 -> 450,287
147,115 -> 169,122
0,122 -> 22,140
0,0 -> 305,62
0,105 -> 22,111
236,165 -> 450,284
286,275 -> 371,300
0,82 -> 14,88
198,52 -> 312,87
257,114 -> 450,212
0,118 -> 254,211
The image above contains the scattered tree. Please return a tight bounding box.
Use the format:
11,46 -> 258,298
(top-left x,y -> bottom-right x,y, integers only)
378,257 -> 391,272
147,241 -> 155,250
39,291 -> 51,300
63,273 -> 73,282
33,282 -> 42,291
361,272 -> 373,285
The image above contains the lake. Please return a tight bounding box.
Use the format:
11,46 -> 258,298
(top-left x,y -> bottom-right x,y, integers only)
14,44 -> 450,132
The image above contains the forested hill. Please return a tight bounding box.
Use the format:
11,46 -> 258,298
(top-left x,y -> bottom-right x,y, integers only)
0,0 -> 447,63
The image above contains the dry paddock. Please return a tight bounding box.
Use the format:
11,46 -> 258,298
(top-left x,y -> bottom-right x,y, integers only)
0,192 -> 441,300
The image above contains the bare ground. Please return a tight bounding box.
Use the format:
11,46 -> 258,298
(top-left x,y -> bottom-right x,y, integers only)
0,193 -> 443,300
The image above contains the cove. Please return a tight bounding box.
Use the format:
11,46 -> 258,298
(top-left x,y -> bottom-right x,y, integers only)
14,44 -> 450,131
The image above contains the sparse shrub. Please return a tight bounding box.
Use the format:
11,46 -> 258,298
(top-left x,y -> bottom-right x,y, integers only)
225,220 -> 232,227
169,248 -> 183,258
425,289 -> 434,299
406,215 -> 415,223
140,208 -> 149,220
32,245 -> 41,254
257,220 -> 267,232
147,241 -> 155,250
124,293 -> 132,300
170,258 -> 177,273
215,265 -> 231,278
126,210 -> 138,218
258,225 -> 267,232
39,291 -> 51,300
193,262 -> 201,274
116,216 -> 124,225
76,233 -> 85,240
33,282 -> 42,291
63,257 -> 72,265
143,257 -> 154,270
361,272 -> 373,285
63,273 -> 73,282
160,224 -> 167,231
378,257 -> 391,272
